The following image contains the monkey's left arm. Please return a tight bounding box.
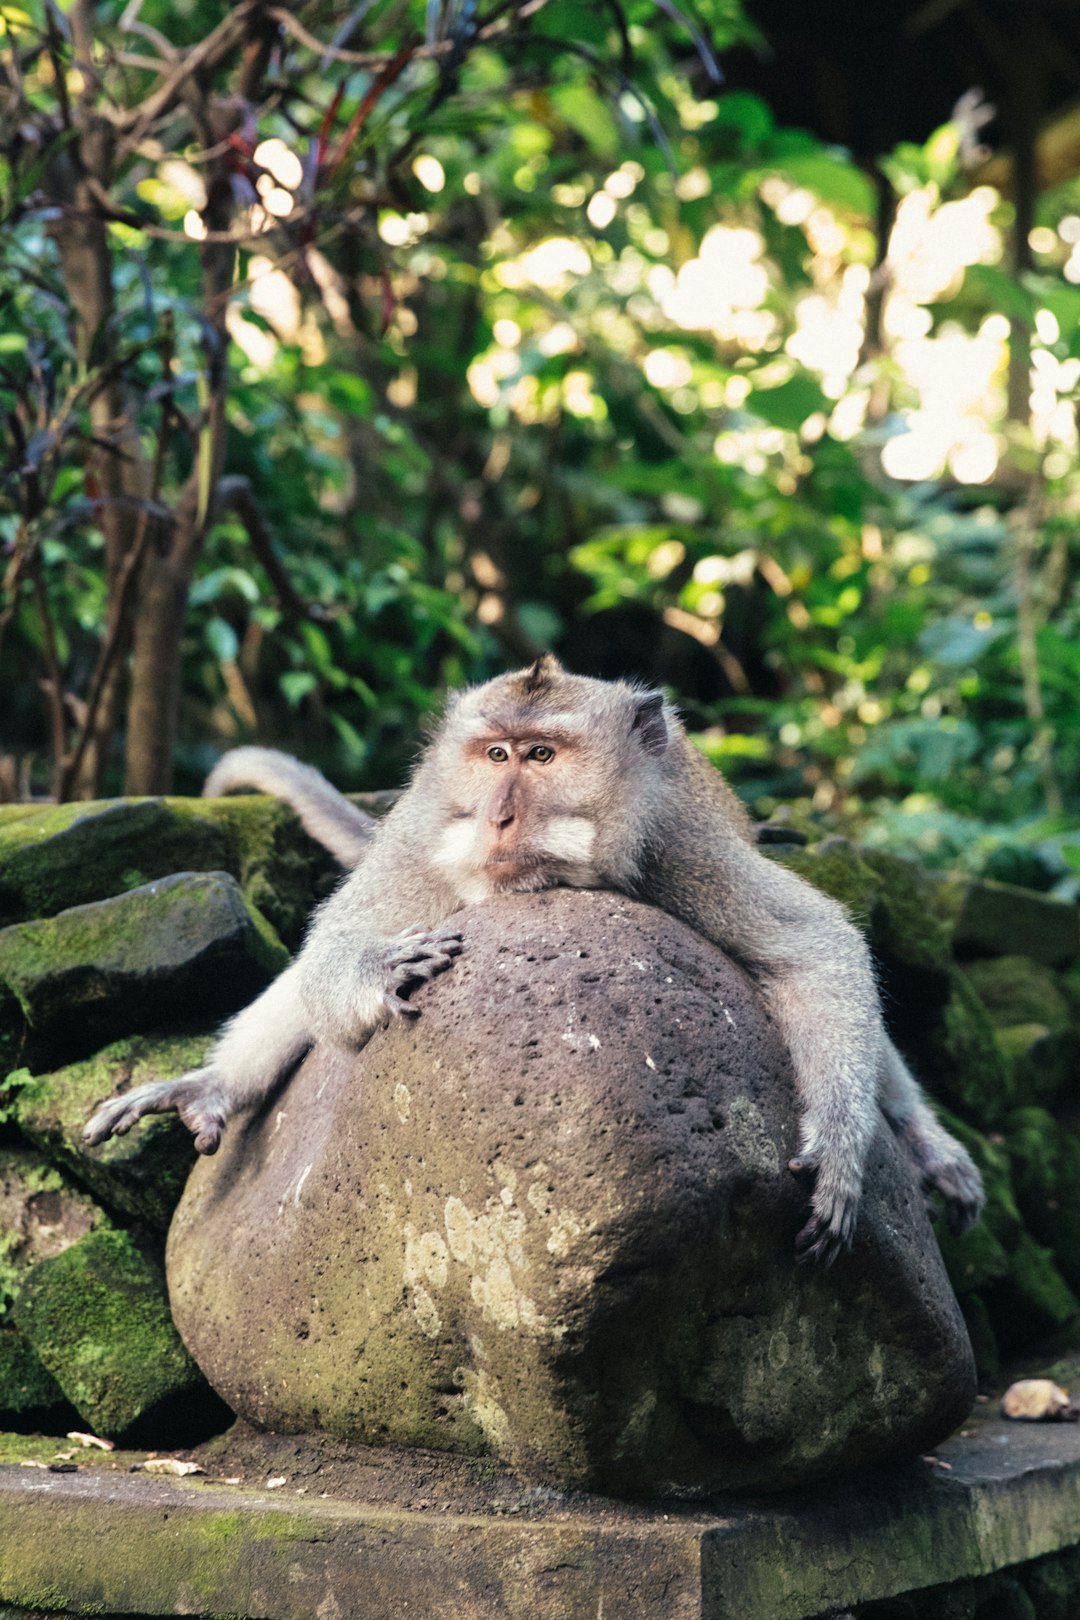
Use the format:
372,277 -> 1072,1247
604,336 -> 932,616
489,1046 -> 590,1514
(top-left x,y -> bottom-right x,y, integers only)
653,805 -> 887,1263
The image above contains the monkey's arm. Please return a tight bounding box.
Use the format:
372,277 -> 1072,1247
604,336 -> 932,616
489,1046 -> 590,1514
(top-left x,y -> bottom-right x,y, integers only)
653,758 -> 886,1263
84,816 -> 462,1152
203,747 -> 375,867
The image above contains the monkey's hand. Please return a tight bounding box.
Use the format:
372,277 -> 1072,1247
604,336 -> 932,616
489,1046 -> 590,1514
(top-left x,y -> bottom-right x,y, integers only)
788,1148 -> 860,1268
83,1069 -> 229,1155
378,927 -> 464,1023
302,926 -> 464,1043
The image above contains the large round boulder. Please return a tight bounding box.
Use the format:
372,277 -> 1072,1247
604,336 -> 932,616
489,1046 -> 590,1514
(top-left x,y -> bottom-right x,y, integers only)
167,889 -> 974,1495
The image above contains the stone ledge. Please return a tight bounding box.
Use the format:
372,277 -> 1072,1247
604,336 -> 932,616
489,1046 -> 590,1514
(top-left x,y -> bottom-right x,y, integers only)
3,1404 -> 1080,1619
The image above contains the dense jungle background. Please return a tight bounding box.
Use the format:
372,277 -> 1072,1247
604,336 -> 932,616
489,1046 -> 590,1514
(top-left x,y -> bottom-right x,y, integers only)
2,0 -> 1079,892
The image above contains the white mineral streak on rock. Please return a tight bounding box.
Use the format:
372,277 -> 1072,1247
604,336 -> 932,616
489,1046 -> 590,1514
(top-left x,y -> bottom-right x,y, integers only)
442,1192 -> 542,1331
393,1082 -> 411,1123
727,1096 -> 780,1175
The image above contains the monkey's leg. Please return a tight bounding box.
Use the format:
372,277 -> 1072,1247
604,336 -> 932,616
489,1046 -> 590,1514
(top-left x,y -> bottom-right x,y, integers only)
879,1038 -> 984,1233
83,966 -> 313,1154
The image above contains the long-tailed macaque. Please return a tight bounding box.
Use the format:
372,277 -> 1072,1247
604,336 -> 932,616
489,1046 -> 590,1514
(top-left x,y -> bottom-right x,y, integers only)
84,657 -> 983,1263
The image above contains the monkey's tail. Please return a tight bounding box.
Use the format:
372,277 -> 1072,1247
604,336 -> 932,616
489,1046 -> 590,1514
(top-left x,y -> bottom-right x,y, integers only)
202,747 -> 375,867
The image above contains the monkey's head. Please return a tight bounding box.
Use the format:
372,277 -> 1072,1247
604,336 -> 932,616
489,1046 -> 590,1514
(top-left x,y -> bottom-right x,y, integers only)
427,654 -> 675,903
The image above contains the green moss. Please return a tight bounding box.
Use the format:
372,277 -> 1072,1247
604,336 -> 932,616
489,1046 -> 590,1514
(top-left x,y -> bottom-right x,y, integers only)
769,842 -> 883,933
934,1115 -> 1017,1296
1004,1111 -> 1080,1296
0,1327 -> 71,1422
859,848 -> 953,977
0,873 -> 287,1070
964,956 -> 1072,1031
0,800 -> 232,929
12,1228 -> 204,1438
0,1148 -> 106,1320
190,796 -> 338,949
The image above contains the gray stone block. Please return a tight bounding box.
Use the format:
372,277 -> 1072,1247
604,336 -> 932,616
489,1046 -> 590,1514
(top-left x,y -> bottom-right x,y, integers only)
168,889 -> 974,1496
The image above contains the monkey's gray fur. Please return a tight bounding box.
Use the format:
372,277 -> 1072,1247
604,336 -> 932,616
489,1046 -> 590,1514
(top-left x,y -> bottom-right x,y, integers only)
84,656 -> 984,1264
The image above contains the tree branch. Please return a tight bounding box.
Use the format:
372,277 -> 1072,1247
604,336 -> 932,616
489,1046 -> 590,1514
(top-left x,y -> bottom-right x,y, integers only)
215,474 -> 314,621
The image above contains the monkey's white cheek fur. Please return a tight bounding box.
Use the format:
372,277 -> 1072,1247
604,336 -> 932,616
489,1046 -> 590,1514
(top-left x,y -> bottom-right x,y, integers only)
540,815 -> 596,869
431,818 -> 495,903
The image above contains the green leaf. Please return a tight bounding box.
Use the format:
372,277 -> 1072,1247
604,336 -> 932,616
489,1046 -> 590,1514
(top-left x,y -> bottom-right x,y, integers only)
328,710 -> 367,762
550,84 -> 620,160
745,371 -> 828,431
205,617 -> 238,663
280,671 -> 318,707
773,153 -> 875,217
960,265 -> 1035,326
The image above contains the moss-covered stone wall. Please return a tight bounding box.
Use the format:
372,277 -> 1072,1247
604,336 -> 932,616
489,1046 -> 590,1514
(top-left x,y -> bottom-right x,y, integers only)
1,796 -> 1079,1449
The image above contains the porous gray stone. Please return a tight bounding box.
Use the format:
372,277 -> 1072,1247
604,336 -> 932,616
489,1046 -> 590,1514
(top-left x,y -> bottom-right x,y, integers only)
168,889 -> 975,1496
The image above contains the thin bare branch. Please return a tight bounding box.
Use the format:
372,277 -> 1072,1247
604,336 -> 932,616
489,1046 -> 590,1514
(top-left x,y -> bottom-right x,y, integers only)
114,1 -> 257,143
216,473 -> 314,621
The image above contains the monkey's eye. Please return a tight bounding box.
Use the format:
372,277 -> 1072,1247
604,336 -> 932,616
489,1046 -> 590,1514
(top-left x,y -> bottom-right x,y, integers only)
528,744 -> 555,763
487,745 -> 509,763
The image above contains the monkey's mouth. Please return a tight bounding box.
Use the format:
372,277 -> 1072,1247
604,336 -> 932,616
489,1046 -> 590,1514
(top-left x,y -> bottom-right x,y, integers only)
484,852 -> 556,890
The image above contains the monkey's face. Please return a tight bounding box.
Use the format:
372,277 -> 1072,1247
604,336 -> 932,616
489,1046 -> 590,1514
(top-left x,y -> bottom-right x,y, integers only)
433,724 -> 600,902
430,660 -> 673,904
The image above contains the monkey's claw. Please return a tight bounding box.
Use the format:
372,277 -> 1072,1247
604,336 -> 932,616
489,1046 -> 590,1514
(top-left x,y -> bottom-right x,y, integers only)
379,928 -> 464,1022
789,1152 -> 859,1266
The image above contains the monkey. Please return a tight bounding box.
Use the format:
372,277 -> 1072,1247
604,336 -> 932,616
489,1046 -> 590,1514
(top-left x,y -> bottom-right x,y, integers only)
83,656 -> 984,1264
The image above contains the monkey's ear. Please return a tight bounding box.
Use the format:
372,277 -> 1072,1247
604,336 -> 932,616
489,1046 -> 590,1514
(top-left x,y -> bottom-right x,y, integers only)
520,653 -> 563,693
630,690 -> 669,755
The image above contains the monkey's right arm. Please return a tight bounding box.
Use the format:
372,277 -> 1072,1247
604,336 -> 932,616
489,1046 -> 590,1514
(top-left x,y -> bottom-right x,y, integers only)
84,821 -> 462,1153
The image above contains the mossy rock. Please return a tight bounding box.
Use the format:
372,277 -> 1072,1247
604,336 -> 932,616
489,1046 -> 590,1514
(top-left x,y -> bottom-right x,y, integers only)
0,1327 -> 75,1431
10,1033 -> 211,1232
858,848 -> 954,979
190,794 -> 340,948
12,1227 -> 229,1443
933,1111 -> 1080,1370
0,872 -> 288,1072
934,1116 -> 1016,1301
928,873 -> 1080,968
767,841 -> 884,934
0,792 -> 345,950
0,1147 -> 107,1319
1004,1108 -> 1080,1296
897,968 -> 1015,1128
0,799 -> 231,930
0,1149 -> 109,1431
964,956 -> 1072,1031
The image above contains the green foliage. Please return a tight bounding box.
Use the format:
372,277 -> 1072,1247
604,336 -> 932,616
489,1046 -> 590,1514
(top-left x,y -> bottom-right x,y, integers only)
0,0 -> 1077,874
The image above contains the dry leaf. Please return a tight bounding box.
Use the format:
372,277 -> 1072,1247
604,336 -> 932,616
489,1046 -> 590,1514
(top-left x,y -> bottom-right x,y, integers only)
141,1458 -> 205,1476
66,1431 -> 114,1452
266,1475 -> 287,1488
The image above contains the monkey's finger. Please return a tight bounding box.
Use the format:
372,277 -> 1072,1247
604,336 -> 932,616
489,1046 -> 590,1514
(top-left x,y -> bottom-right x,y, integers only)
788,1152 -> 820,1177
382,990 -> 422,1019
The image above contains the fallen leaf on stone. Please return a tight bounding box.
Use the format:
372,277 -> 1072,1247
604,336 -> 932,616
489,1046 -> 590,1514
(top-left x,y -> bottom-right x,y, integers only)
266,1475 -> 287,1488
1001,1379 -> 1078,1421
20,1461 -> 47,1469
920,1455 -> 952,1470
66,1431 -> 114,1451
49,1463 -> 78,1473
139,1458 -> 205,1476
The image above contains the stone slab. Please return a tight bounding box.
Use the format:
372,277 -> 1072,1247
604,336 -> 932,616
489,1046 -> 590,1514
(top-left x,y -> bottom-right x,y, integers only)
3,1402 -> 1080,1619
